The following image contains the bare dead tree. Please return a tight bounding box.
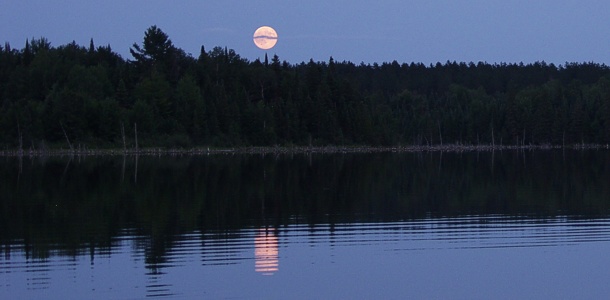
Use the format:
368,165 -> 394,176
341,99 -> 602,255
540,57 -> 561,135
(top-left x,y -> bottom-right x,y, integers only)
60,122 -> 73,151
121,122 -> 126,153
491,124 -> 495,148
17,122 -> 23,155
438,120 -> 443,146
134,122 -> 138,152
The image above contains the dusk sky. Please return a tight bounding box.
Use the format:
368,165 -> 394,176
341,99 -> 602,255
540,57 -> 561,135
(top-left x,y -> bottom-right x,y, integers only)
2,0 -> 609,65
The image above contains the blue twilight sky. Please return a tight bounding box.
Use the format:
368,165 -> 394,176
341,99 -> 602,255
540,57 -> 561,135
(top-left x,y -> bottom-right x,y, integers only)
1,0 -> 609,65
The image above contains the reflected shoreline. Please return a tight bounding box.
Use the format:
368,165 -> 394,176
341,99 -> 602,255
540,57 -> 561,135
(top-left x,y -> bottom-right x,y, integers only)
2,150 -> 610,265
2,150 -> 610,299
0,144 -> 609,157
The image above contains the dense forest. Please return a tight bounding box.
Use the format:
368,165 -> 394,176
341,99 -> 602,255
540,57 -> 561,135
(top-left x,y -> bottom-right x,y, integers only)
1,26 -> 610,149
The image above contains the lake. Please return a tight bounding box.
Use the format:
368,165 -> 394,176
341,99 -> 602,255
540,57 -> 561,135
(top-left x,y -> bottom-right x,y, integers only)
2,150 -> 610,299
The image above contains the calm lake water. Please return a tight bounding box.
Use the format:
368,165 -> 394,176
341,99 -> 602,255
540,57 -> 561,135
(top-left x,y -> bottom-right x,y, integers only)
2,150 -> 610,299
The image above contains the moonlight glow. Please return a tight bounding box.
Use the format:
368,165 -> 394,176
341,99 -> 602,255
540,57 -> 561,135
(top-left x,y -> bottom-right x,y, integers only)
253,26 -> 278,50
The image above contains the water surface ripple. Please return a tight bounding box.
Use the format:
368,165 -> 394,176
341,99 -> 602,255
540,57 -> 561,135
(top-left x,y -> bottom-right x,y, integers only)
2,151 -> 610,298
4,215 -> 610,299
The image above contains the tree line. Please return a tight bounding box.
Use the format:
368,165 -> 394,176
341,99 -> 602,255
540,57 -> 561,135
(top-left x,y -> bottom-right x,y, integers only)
1,26 -> 610,149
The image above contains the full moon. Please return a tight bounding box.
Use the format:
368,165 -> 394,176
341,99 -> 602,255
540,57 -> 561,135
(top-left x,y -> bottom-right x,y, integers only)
253,26 -> 278,50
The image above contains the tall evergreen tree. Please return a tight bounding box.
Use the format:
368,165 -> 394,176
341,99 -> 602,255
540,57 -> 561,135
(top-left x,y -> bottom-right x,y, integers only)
130,25 -> 175,75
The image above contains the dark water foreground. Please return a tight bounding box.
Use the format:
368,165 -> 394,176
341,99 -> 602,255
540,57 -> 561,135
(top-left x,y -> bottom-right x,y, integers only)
1,150 -> 610,299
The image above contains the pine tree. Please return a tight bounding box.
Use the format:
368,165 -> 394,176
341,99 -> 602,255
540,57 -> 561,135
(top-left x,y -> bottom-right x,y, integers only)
23,39 -> 32,65
129,25 -> 175,75
89,38 -> 95,54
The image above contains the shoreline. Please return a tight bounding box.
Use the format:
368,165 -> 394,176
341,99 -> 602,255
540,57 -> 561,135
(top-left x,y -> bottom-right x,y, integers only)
1,144 -> 609,157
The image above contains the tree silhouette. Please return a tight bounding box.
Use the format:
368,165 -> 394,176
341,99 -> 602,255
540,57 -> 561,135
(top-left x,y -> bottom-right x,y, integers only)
0,27 -> 610,148
130,25 -> 175,74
